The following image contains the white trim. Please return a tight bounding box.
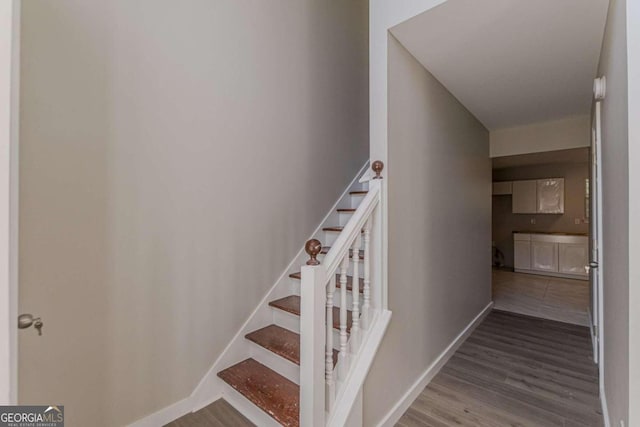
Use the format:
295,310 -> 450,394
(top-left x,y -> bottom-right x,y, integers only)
375,302 -> 494,427
0,0 -> 19,405
600,382 -> 611,427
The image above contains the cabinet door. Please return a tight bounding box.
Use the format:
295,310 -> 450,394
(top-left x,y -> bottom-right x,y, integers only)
531,241 -> 558,272
493,181 -> 513,195
512,180 -> 537,213
537,178 -> 565,213
514,240 -> 531,270
559,243 -> 588,276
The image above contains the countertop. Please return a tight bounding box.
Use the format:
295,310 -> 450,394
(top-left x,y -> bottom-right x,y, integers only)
513,231 -> 589,237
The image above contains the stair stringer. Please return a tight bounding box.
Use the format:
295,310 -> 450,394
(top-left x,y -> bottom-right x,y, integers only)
189,161 -> 370,422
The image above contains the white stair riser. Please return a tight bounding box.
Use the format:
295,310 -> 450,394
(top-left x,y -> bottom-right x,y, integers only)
220,382 -> 282,427
349,194 -> 367,209
247,339 -> 300,385
271,307 -> 355,348
286,281 -> 363,308
322,231 -> 365,250
338,212 -> 354,226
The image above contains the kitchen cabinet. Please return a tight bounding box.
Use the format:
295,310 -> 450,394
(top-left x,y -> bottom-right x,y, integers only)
510,178 -> 565,214
492,181 -> 513,195
513,233 -> 531,270
512,180 -> 537,213
531,239 -> 559,272
559,243 -> 588,275
537,178 -> 565,213
513,233 -> 588,279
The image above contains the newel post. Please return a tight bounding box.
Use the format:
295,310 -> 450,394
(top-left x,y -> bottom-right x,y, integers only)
300,239 -> 326,426
372,160 -> 384,179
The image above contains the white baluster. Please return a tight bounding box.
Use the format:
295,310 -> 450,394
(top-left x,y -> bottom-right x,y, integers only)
350,235 -> 361,352
338,252 -> 350,380
362,218 -> 372,329
325,275 -> 336,410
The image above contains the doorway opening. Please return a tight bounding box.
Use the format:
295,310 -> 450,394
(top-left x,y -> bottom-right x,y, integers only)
491,147 -> 591,326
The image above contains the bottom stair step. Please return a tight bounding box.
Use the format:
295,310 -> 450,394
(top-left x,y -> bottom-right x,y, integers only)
217,358 -> 299,427
246,324 -> 338,366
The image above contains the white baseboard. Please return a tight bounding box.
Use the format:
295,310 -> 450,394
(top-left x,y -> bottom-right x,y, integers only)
600,382 -> 611,427
375,301 -> 494,427
127,396 -> 198,427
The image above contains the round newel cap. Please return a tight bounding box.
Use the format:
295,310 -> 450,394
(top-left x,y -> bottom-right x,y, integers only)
305,239 -> 322,265
372,160 -> 384,179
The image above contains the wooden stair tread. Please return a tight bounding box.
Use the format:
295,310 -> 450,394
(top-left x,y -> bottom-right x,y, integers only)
349,190 -> 368,195
269,295 -> 353,332
323,226 -> 365,233
289,272 -> 364,293
245,325 -> 338,366
217,358 -> 299,427
321,246 -> 365,260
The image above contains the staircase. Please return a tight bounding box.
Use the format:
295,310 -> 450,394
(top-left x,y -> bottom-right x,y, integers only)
199,162 -> 391,427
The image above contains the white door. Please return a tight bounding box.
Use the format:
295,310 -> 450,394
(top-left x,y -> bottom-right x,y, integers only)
531,241 -> 558,272
0,0 -> 18,405
590,98 -> 604,364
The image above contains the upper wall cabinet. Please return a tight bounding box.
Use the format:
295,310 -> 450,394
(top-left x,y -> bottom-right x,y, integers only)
492,181 -> 513,195
512,180 -> 537,213
537,178 -> 565,213
511,178 -> 565,214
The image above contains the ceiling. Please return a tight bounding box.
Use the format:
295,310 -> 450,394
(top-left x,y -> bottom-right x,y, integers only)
492,147 -> 589,169
391,0 -> 609,130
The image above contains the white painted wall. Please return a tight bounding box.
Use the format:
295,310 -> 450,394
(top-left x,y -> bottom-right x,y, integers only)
490,115 -> 591,158
370,0 -> 447,163
363,34 -> 491,426
597,0 -> 631,425
18,1 -> 368,425
0,0 -> 18,406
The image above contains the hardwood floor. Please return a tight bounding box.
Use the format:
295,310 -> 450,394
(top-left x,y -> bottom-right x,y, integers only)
396,310 -> 603,427
492,269 -> 590,326
165,399 -> 254,427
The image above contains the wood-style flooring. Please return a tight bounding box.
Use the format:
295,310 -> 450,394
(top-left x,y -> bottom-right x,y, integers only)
396,310 -> 603,427
164,399 -> 253,427
493,269 -> 590,326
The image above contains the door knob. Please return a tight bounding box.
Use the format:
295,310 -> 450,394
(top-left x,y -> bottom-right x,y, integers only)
18,314 -> 43,336
589,261 -> 599,268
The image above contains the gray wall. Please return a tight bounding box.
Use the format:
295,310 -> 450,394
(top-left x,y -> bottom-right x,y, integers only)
493,162 -> 590,267
18,1 -> 369,425
598,0 -> 629,425
363,35 -> 491,425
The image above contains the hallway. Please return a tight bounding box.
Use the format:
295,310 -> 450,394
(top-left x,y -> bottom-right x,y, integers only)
492,269 -> 590,326
397,310 -> 602,427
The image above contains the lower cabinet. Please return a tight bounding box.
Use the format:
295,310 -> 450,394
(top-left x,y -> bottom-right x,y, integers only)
514,240 -> 531,270
559,243 -> 589,275
531,240 -> 559,272
513,233 -> 588,279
